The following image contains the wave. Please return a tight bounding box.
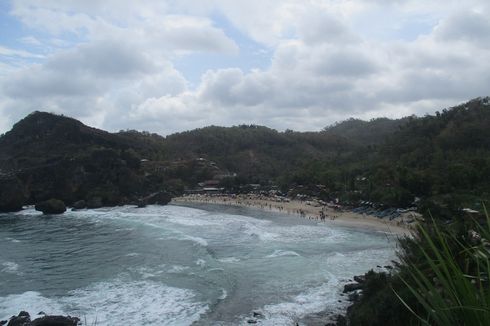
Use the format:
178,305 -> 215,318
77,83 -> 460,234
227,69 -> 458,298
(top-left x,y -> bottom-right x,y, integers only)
167,265 -> 191,274
266,250 -> 301,258
245,274 -> 344,325
218,257 -> 241,263
0,291 -> 64,321
1,261 -> 21,275
195,259 -> 206,267
218,289 -> 227,300
0,279 -> 208,326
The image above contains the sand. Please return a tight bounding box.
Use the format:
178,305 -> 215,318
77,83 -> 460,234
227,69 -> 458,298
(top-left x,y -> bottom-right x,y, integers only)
172,194 -> 415,237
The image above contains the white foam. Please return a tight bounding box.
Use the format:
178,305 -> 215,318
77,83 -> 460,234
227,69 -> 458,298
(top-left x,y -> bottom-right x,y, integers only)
182,235 -> 208,246
13,207 -> 41,216
218,289 -> 227,300
0,280 -> 208,326
165,233 -> 208,247
195,259 -> 206,267
268,224 -> 348,244
246,275 -> 344,326
5,237 -> 21,243
266,250 -> 301,258
1,261 -> 21,275
0,291 -> 65,321
167,265 -> 190,274
218,257 -> 241,263
72,280 -> 208,325
131,267 -> 165,279
243,224 -> 280,241
166,216 -> 220,227
125,252 -> 140,257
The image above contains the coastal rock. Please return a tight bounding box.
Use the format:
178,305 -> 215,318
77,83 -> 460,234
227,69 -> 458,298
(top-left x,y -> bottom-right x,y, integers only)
7,311 -> 31,326
136,191 -> 172,208
6,313 -> 79,326
31,315 -> 80,326
34,199 -> 66,215
353,275 -> 366,284
252,311 -> 264,318
343,283 -> 363,293
348,290 -> 361,302
146,191 -> 172,205
86,197 -> 102,209
72,200 -> 86,210
0,177 -> 28,213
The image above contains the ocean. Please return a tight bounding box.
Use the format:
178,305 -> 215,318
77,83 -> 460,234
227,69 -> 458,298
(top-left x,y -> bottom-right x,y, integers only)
0,203 -> 399,325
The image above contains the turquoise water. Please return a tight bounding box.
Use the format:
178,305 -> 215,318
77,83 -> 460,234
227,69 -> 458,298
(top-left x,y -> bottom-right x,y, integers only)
0,203 -> 399,325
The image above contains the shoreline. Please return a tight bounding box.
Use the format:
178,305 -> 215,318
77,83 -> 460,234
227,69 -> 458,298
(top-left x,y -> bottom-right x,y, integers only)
172,194 -> 414,237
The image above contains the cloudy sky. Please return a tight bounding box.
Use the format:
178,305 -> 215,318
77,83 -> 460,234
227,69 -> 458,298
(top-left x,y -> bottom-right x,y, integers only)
1,0 -> 489,135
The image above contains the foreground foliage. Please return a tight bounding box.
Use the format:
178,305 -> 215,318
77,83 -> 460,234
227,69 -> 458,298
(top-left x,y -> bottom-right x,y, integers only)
397,211 -> 490,325
346,208 -> 490,325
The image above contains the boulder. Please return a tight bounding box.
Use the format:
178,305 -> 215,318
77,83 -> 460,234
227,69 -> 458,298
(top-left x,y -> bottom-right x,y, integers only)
7,311 -> 31,326
353,275 -> 366,284
343,282 -> 363,293
34,199 -> 66,215
72,200 -> 86,210
32,315 -> 80,326
252,311 -> 264,318
146,191 -> 172,205
136,200 -> 147,208
6,313 -> 79,326
348,291 -> 361,302
86,197 -> 102,209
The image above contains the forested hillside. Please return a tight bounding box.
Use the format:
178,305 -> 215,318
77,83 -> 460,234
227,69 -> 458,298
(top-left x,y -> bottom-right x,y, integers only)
0,97 -> 489,216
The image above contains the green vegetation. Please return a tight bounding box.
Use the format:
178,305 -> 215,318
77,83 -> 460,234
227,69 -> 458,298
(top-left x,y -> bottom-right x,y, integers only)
398,214 -> 490,325
346,209 -> 490,325
0,97 -> 489,217
162,97 -> 490,217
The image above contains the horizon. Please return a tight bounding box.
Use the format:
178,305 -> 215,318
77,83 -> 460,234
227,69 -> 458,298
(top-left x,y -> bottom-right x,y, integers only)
0,100 -> 465,137
1,1 -> 490,135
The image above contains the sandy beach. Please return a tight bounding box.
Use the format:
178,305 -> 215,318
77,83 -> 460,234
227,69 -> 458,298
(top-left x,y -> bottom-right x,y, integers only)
172,194 -> 415,236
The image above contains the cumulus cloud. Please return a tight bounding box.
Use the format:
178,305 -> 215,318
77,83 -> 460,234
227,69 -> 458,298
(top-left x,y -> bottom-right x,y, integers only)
435,10 -> 490,45
1,0 -> 490,135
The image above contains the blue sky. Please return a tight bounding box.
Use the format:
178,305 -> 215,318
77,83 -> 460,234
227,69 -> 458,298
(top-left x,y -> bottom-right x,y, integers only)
173,13 -> 272,87
1,0 -> 489,135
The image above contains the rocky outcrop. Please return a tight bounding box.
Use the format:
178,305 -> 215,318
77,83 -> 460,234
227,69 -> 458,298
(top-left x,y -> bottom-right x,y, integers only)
353,275 -> 366,284
31,315 -> 80,326
343,282 -> 363,293
34,199 -> 66,215
147,191 -> 172,205
86,197 -> 103,209
0,177 -> 28,213
72,200 -> 86,210
6,312 -> 79,326
5,311 -> 30,326
136,191 -> 172,208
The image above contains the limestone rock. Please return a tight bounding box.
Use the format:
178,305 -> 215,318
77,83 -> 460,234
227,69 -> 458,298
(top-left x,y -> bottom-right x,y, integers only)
34,199 -> 66,215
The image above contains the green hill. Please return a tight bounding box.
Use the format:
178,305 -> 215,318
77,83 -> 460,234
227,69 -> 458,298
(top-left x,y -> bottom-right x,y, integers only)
1,97 -> 489,216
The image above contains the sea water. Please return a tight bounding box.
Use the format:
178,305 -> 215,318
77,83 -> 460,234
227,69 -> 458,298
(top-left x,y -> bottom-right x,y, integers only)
0,203 -> 399,325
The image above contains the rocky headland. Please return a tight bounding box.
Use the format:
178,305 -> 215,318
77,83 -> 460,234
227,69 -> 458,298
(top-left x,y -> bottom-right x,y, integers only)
1,311 -> 79,326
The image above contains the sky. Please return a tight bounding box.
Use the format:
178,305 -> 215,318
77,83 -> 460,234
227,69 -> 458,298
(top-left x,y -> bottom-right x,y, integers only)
0,0 -> 489,135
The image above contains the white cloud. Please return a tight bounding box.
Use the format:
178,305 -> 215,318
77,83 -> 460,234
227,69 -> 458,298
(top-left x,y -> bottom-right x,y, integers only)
1,0 -> 490,135
0,45 -> 44,59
